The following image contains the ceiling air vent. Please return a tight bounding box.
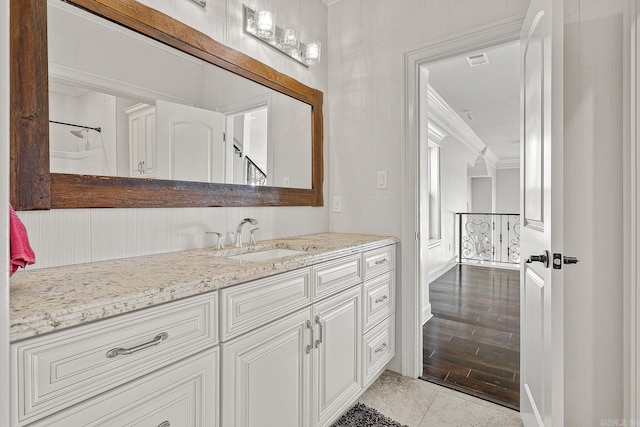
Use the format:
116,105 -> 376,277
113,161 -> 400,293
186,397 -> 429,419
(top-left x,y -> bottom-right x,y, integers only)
466,53 -> 490,67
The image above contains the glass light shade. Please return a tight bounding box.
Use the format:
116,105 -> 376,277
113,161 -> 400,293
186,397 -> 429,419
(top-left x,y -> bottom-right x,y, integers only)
290,47 -> 302,62
304,39 -> 321,65
255,4 -> 276,40
283,26 -> 298,49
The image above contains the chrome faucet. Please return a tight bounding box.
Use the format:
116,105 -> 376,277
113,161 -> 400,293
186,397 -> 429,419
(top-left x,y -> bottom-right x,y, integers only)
235,218 -> 258,247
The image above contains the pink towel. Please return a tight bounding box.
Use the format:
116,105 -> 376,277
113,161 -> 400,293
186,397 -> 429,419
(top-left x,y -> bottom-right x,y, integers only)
9,204 -> 35,276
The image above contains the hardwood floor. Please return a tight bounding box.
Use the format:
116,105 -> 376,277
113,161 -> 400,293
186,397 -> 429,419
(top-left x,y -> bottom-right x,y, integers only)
421,264 -> 520,410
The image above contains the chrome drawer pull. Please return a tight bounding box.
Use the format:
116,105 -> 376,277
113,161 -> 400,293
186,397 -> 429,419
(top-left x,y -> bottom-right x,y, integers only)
306,320 -> 314,354
314,315 -> 323,348
374,343 -> 388,353
158,422 -> 171,427
375,295 -> 388,303
106,332 -> 169,358
374,258 -> 388,265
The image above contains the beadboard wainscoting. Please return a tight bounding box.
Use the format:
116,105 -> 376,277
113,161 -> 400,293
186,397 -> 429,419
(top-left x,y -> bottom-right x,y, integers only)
17,207 -> 328,269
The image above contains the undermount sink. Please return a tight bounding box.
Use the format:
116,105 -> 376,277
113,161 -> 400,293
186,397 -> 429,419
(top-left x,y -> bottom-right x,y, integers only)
226,248 -> 305,262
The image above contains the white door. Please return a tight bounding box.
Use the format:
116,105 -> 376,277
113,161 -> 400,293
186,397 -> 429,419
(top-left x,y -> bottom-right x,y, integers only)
155,100 -> 225,182
221,309 -> 312,427
312,287 -> 361,427
520,0 -> 564,426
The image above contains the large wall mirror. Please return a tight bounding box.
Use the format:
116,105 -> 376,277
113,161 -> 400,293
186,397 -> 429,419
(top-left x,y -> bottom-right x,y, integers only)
10,0 -> 324,209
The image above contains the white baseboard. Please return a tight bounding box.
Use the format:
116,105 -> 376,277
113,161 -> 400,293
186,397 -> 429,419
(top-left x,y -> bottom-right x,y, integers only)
428,257 -> 458,283
422,303 -> 433,325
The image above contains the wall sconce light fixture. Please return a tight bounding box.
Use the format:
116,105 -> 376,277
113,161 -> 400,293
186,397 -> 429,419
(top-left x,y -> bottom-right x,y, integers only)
243,5 -> 321,67
254,4 -> 276,40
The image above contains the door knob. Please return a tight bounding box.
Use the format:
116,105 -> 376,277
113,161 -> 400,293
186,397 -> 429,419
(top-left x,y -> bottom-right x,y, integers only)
525,250 -> 550,268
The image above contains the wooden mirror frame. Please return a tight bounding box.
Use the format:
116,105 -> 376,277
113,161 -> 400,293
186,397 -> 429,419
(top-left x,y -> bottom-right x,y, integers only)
10,0 -> 324,210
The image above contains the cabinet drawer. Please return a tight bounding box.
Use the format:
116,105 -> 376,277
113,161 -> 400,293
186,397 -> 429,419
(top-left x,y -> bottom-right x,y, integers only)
362,315 -> 395,387
312,254 -> 362,300
29,347 -> 219,427
220,268 -> 311,341
363,271 -> 396,332
11,292 -> 218,426
363,245 -> 396,279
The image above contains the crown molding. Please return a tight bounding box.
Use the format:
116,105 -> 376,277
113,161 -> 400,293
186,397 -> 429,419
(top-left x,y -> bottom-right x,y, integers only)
426,84 -> 500,168
496,158 -> 520,169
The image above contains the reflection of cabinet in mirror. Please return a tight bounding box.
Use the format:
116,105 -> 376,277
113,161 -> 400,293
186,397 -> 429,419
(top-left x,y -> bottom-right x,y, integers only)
125,104 -> 156,178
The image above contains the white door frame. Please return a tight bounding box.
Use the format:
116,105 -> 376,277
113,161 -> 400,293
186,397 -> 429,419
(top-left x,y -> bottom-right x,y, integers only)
625,0 -> 640,421
401,16 -> 525,377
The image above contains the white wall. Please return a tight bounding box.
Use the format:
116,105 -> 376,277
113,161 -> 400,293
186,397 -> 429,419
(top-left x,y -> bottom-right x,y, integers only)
17,0 -> 329,269
329,0 -> 626,421
563,0 -> 624,423
328,0 -> 529,234
471,177 -> 493,213
495,167 -> 520,213
425,135 -> 476,318
328,0 -> 531,373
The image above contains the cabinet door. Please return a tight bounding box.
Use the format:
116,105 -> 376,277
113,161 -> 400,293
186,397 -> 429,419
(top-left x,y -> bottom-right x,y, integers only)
221,309 -> 313,427
127,104 -> 156,177
29,347 -> 219,427
312,286 -> 362,427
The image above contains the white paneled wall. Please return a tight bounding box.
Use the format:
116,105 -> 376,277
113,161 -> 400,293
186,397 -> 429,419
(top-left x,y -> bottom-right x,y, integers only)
17,0 -> 329,270
328,0 -> 626,422
328,0 -> 529,236
18,206 -> 328,269
327,0 -> 530,375
563,0 -> 625,424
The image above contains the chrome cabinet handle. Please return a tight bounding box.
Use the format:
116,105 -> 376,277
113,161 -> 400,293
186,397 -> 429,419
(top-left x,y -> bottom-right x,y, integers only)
314,315 -> 323,348
106,332 -> 169,358
374,258 -> 388,265
375,295 -> 388,304
374,343 -> 388,353
306,320 -> 314,354
158,422 -> 171,427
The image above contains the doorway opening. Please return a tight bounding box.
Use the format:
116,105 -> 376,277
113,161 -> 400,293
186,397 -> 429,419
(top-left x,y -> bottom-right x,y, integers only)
418,40 -> 522,410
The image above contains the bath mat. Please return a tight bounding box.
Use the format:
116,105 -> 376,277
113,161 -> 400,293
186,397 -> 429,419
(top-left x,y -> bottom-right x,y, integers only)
331,403 -> 409,427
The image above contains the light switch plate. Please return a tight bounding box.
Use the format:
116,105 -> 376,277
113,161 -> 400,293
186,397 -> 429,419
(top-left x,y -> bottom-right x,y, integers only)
377,171 -> 388,189
332,196 -> 342,213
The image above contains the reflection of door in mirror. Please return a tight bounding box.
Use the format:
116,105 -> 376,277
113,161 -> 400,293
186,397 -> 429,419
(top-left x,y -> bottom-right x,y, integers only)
155,100 -> 225,183
227,106 -> 269,186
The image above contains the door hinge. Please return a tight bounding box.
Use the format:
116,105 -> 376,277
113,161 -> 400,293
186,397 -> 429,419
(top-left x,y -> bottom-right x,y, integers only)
223,132 -> 226,142
415,231 -> 420,241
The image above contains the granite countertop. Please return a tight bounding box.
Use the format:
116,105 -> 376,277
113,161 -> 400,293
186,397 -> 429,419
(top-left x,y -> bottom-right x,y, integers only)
9,232 -> 398,342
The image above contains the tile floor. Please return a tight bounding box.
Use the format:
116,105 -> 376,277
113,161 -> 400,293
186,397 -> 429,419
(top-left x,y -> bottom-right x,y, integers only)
358,370 -> 524,427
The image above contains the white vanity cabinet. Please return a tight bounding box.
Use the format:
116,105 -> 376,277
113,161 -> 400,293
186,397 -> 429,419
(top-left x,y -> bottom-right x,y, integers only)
10,237 -> 397,427
11,292 -> 219,427
312,285 -> 362,427
361,246 -> 396,388
221,247 -> 394,427
28,347 -> 219,427
221,308 -> 313,427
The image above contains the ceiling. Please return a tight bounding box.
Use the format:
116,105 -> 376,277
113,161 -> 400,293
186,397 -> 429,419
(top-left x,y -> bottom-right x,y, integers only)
424,41 -> 520,163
